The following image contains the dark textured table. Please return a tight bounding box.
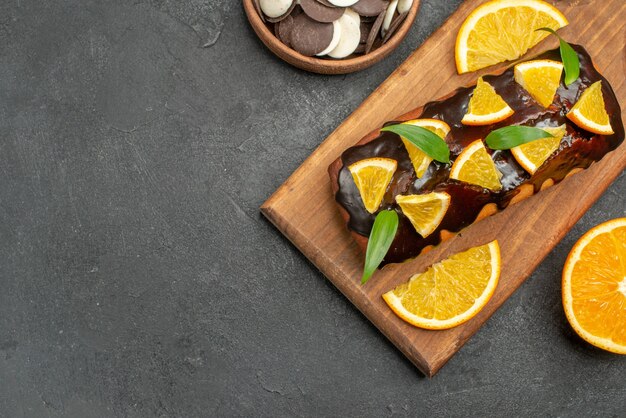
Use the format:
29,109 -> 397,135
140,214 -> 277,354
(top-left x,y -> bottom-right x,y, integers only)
1,1 -> 624,416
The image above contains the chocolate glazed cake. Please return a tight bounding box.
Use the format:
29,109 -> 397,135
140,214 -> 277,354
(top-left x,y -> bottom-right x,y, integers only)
328,46 -> 624,265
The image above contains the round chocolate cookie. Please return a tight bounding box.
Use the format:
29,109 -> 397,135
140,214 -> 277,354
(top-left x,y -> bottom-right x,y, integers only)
276,15 -> 295,47
265,0 -> 296,23
351,0 -> 389,17
381,0 -> 398,35
300,0 -> 345,23
327,11 -> 360,58
397,0 -> 413,14
316,20 -> 342,56
365,9 -> 386,53
260,0 -> 294,19
289,13 -> 335,56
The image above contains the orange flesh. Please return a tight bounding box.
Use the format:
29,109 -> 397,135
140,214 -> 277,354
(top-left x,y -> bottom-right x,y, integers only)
570,226 -> 626,346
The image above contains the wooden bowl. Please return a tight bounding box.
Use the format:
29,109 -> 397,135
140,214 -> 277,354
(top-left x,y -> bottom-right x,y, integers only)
243,0 -> 422,75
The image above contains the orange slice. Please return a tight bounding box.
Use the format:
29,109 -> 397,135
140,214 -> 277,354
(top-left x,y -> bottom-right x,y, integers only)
400,119 -> 451,178
383,240 -> 501,330
450,139 -> 502,191
455,0 -> 568,74
567,81 -> 614,135
511,124 -> 566,174
462,78 -> 514,126
348,158 -> 397,214
514,59 -> 564,108
395,192 -> 451,238
562,218 -> 626,354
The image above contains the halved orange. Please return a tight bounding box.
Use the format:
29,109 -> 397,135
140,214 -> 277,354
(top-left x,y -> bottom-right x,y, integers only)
462,77 -> 514,126
562,218 -> 626,354
455,0 -> 569,74
400,119 -> 451,178
450,139 -> 502,191
567,81 -> 614,135
514,59 -> 564,108
395,192 -> 451,238
383,240 -> 501,330
348,158 -> 397,214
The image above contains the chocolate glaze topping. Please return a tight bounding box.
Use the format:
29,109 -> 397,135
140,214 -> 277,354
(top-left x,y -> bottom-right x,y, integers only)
335,46 -> 624,265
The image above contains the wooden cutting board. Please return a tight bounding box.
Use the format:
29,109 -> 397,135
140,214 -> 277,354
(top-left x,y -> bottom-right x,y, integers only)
261,0 -> 626,376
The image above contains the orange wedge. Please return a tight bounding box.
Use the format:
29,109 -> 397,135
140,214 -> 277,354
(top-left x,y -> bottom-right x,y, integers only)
400,119 -> 451,178
562,218 -> 626,354
383,240 -> 501,330
450,139 -> 502,191
567,81 -> 614,135
348,158 -> 397,214
514,59 -> 564,108
462,78 -> 514,126
395,192 -> 451,238
455,0 -> 568,73
511,124 -> 566,174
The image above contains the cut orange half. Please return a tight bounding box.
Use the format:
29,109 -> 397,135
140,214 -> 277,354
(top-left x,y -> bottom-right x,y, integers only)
514,59 -> 564,108
567,81 -> 614,135
455,0 -> 569,74
395,192 -> 451,238
511,124 -> 566,174
348,158 -> 397,214
562,218 -> 626,354
400,119 -> 451,178
462,78 -> 514,126
383,240 -> 501,330
450,139 -> 502,191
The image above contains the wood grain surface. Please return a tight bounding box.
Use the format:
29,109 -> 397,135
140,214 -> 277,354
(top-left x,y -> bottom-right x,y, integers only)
260,0 -> 626,376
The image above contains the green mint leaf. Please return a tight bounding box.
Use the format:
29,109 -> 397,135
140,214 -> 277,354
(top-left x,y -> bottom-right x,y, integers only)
485,126 -> 554,150
361,210 -> 399,285
536,27 -> 580,86
381,124 -> 451,163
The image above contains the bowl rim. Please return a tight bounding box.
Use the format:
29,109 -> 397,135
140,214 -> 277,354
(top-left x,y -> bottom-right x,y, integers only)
242,0 -> 422,74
